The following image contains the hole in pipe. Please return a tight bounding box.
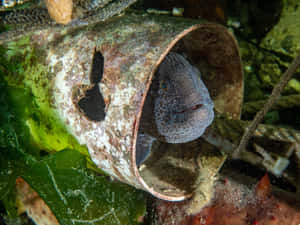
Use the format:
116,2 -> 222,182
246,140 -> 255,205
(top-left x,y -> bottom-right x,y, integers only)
76,49 -> 106,122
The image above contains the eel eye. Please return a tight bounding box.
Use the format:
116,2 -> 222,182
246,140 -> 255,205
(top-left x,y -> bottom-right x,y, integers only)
160,80 -> 168,91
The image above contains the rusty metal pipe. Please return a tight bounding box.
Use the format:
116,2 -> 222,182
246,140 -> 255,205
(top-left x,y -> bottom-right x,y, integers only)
35,13 -> 244,201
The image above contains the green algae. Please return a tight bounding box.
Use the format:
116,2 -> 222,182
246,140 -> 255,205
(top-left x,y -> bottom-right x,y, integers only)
237,40 -> 266,102
0,142 -> 146,225
23,149 -> 146,225
1,36 -> 90,159
259,0 -> 300,93
228,0 -> 300,99
0,35 -> 146,225
258,62 -> 282,89
238,37 -> 299,104
261,0 -> 300,58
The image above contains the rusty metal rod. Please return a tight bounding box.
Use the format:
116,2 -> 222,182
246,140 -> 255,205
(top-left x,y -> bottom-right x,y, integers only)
232,50 -> 300,158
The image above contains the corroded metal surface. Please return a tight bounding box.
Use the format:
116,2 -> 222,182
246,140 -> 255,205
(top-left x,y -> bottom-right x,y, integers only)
16,13 -> 243,200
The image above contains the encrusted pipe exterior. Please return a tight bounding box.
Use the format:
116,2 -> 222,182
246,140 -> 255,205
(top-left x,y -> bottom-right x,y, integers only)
28,13 -> 243,200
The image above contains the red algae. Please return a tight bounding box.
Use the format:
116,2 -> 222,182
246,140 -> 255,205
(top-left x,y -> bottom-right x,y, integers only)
154,174 -> 300,225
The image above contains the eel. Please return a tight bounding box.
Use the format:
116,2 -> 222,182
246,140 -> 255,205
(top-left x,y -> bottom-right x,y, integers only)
136,52 -> 214,165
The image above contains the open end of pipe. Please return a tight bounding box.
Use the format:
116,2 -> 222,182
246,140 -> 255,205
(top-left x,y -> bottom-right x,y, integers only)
133,23 -> 243,201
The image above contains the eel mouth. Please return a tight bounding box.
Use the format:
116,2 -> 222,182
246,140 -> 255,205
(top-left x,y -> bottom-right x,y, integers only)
174,104 -> 203,114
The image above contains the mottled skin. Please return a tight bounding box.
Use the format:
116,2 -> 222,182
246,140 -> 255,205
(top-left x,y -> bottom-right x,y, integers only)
136,52 -> 214,165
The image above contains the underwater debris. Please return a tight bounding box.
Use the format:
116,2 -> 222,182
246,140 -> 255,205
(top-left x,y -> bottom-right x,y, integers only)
44,0 -> 72,25
16,178 -> 60,225
0,0 -> 138,42
204,115 -> 300,179
232,50 -> 300,159
153,174 -> 300,225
